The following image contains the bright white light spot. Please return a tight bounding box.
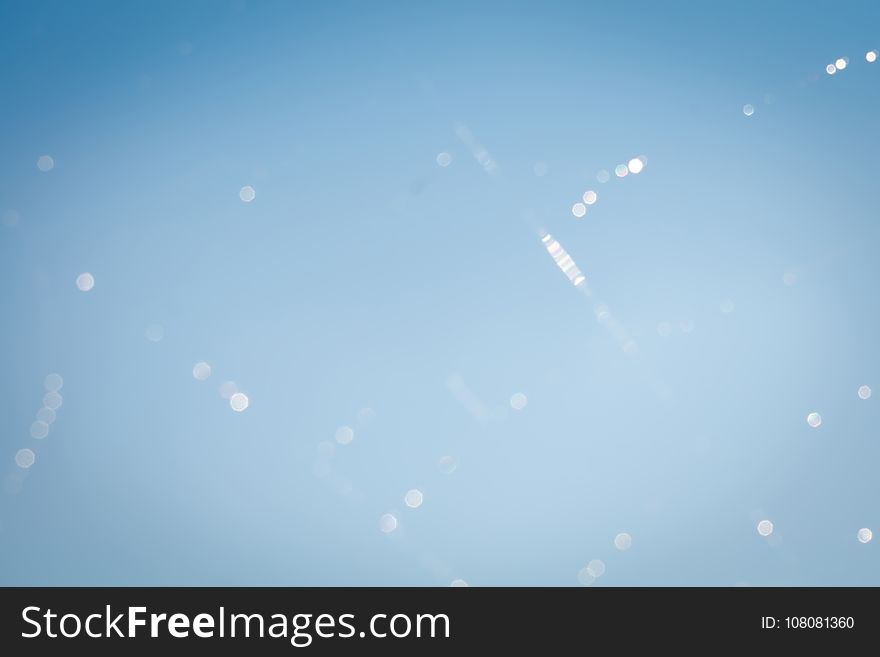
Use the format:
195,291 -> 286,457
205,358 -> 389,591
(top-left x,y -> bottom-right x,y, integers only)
614,532 -> 633,550
239,185 -> 256,202
450,579 -> 468,587
510,392 -> 528,411
586,559 -> 606,577
36,407 -> 56,425
229,392 -> 249,412
43,392 -> 62,410
37,155 -> 54,172
582,190 -> 598,205
614,164 -> 629,177
192,362 -> 212,381
436,152 -> 452,167
30,421 -> 49,439
15,448 -> 35,469
826,64 -> 837,75
379,513 -> 398,533
807,412 -> 822,428
218,381 -> 238,399
743,104 -> 755,116
76,272 -> 95,292
335,425 -> 354,445
835,57 -> 847,70
867,51 -> 878,63
404,489 -> 423,508
439,455 -> 457,474
856,385 -> 871,400
572,202 -> 587,218
145,324 -> 164,342
657,321 -> 672,337
857,528 -> 873,544
533,162 -> 548,177
757,519 -> 774,536
627,158 -> 644,174
596,169 -> 610,183
720,299 -> 735,314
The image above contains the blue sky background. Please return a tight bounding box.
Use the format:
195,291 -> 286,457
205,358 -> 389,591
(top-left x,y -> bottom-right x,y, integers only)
1,0 -> 879,585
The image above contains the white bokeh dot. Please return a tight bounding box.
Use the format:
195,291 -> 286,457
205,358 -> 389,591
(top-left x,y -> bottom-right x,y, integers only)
571,202 -> 587,218
37,155 -> 55,172
867,50 -> 878,63
627,157 -> 644,174
335,425 -> 354,445
192,362 -> 212,381
379,513 -> 398,533
582,190 -> 598,205
510,392 -> 528,411
43,392 -> 63,410
757,519 -> 774,536
450,579 -> 469,587
807,412 -> 822,428
857,528 -> 873,544
857,385 -> 871,400
15,448 -> 35,469
44,373 -> 63,392
614,532 -> 633,550
145,324 -> 164,342
436,152 -> 452,167
586,559 -> 606,578
614,164 -> 628,177
743,104 -> 755,116
826,64 -> 837,75
76,272 -> 95,292
577,567 -> 595,586
229,392 -> 249,412
30,421 -> 49,439
404,489 -> 424,508
835,57 -> 847,70
439,455 -> 457,474
239,185 -> 256,202
36,407 -> 56,425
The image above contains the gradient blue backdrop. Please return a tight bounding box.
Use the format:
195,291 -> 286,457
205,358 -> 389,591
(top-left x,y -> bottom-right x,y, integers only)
1,0 -> 879,585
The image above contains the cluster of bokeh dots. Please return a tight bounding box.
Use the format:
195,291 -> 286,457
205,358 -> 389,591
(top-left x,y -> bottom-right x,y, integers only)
744,51 -> 876,117
572,157 -> 646,218
14,374 -> 65,472
42,52 -> 877,587
826,56 -> 849,75
577,559 -> 607,586
191,360 -> 251,412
